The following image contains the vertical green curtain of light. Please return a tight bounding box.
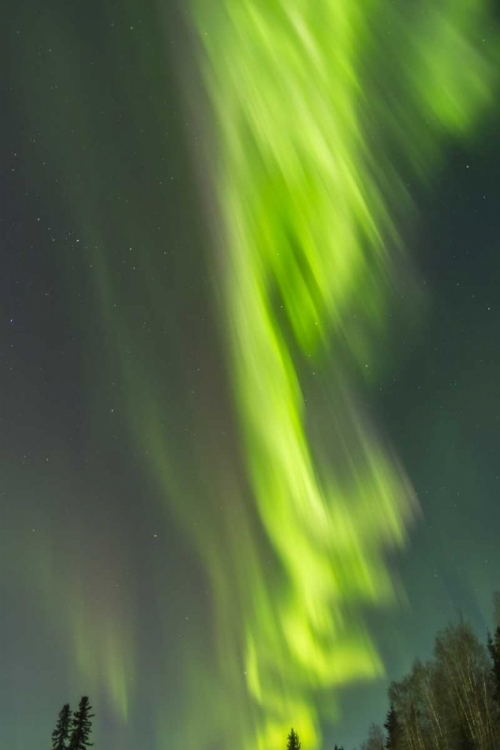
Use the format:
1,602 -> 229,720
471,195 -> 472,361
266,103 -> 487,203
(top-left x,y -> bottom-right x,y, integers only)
185,1 -> 499,748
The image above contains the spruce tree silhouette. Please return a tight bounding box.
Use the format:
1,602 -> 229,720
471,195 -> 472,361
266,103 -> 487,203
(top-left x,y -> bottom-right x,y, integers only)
384,702 -> 401,749
68,696 -> 94,750
51,703 -> 72,750
286,727 -> 301,750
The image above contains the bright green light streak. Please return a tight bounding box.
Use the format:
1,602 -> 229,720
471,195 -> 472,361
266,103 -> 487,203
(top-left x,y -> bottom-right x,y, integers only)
187,0 -> 498,747
32,1 -> 497,746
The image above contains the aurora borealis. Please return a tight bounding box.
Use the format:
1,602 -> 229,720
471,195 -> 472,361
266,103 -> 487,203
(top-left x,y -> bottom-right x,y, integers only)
1,0 -> 500,749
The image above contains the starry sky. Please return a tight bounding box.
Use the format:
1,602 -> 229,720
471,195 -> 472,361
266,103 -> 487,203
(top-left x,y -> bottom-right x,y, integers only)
1,1 -> 500,749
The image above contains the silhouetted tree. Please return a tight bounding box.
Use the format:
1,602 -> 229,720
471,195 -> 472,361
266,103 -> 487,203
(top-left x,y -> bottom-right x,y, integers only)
434,619 -> 497,750
384,703 -> 401,749
51,703 -> 72,750
357,602 -> 500,750
68,696 -> 94,750
389,670 -> 426,750
286,727 -> 301,750
487,626 -> 500,708
333,744 -> 344,750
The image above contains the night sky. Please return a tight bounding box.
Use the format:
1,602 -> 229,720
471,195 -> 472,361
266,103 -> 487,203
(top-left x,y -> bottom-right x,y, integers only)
1,1 -> 500,749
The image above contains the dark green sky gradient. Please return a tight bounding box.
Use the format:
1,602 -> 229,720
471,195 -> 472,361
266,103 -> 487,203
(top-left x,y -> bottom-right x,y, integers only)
1,1 -> 500,748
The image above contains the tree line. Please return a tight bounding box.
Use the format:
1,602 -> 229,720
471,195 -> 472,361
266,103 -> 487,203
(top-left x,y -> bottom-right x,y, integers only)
288,599 -> 500,749
50,602 -> 500,750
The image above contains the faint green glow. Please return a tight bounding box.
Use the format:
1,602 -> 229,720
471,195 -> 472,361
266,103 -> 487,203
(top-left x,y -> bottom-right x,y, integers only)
21,518 -> 133,724
71,600 -> 131,721
186,1 -> 498,748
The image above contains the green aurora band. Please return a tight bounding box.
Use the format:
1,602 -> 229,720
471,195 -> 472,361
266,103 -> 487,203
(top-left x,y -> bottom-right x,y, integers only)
20,1 -> 499,748
184,0 -> 499,747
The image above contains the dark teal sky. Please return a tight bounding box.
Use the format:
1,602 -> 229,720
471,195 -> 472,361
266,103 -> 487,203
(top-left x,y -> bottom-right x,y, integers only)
1,1 -> 500,749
